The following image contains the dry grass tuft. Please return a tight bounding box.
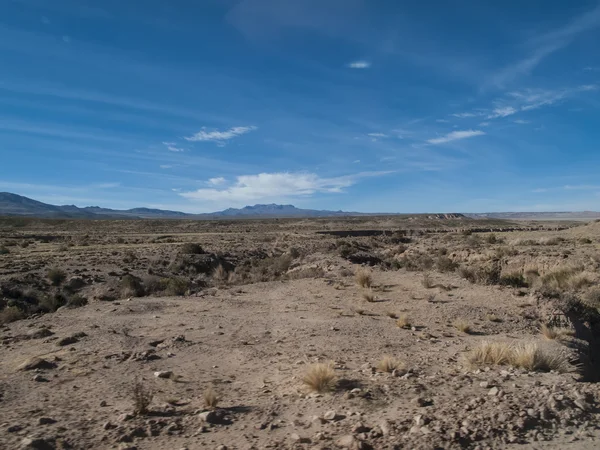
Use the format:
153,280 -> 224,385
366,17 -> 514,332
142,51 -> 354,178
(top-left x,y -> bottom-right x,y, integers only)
0,306 -> 25,325
132,378 -> 153,415
510,342 -> 571,372
396,314 -> 412,329
302,363 -> 337,393
203,387 -> 220,409
376,356 -> 405,374
466,341 -> 513,367
541,324 -> 575,341
453,319 -> 472,334
212,264 -> 229,286
362,289 -> 375,302
486,313 -> 502,322
354,308 -> 365,315
355,268 -> 372,288
421,273 -> 433,289
466,341 -> 572,372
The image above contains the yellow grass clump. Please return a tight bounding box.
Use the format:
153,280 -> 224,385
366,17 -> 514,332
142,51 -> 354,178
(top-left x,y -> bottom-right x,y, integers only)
376,356 -> 405,374
396,314 -> 412,329
203,387 -> 220,409
362,289 -> 375,302
453,319 -> 472,334
302,363 -> 337,393
355,268 -> 372,288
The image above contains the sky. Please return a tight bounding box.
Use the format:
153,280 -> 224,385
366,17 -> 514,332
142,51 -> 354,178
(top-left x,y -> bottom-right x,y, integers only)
1,0 -> 600,213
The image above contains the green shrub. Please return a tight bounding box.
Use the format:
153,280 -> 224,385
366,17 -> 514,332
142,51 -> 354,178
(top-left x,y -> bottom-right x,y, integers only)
47,268 -> 67,286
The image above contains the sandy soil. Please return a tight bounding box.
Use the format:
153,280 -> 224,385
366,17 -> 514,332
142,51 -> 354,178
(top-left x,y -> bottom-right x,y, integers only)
1,217 -> 599,449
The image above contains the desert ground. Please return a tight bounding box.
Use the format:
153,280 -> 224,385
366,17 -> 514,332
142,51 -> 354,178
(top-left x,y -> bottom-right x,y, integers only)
1,215 -> 600,449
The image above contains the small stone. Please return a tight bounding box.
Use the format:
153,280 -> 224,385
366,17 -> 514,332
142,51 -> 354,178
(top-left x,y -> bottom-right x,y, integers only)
100,400 -> 107,407
352,422 -> 370,433
379,419 -> 391,436
38,417 -> 56,425
412,397 -> 427,407
18,357 -> 57,371
154,371 -> 173,379
32,374 -> 49,382
7,424 -> 23,432
323,410 -> 338,421
290,433 -> 310,443
118,413 -> 133,422
335,434 -> 358,448
19,437 -> 55,450
479,381 -> 490,388
216,446 -> 228,450
413,415 -> 426,426
488,387 -> 499,396
103,421 -> 116,430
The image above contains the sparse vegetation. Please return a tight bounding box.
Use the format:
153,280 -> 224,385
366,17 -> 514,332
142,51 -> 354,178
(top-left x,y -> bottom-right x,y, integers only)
396,314 -> 412,329
362,289 -> 375,302
355,268 -> 372,288
0,306 -> 25,324
421,273 -> 433,288
132,378 -> 153,415
47,267 -> 67,286
302,363 -> 337,393
180,243 -> 204,254
203,387 -> 220,409
376,356 -> 404,373
541,324 -> 575,340
467,341 -> 572,372
453,319 -> 472,334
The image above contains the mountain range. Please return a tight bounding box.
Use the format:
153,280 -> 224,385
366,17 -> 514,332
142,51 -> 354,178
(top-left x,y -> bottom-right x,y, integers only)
0,192 -> 361,219
1,192 -> 598,220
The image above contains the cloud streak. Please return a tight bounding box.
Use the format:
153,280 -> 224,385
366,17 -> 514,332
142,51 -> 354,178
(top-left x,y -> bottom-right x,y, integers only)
184,126 -> 257,143
347,61 -> 371,69
427,130 -> 485,145
180,171 -> 392,204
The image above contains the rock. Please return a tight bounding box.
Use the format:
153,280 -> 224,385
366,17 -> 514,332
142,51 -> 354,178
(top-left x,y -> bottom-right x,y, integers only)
118,413 -> 134,422
290,433 -> 310,443
27,328 -> 54,339
335,434 -> 363,448
216,446 -> 228,450
198,409 -> 228,425
488,387 -> 499,396
56,335 -> 79,347
103,421 -> 116,430
412,397 -> 427,407
479,381 -> 490,388
8,424 -> 23,432
37,417 -> 56,425
18,357 -> 57,371
100,400 -> 107,407
19,437 -> 55,450
323,410 -> 338,421
32,374 -> 49,382
414,415 -> 427,426
154,371 -> 173,379
352,422 -> 370,433
379,420 -> 391,436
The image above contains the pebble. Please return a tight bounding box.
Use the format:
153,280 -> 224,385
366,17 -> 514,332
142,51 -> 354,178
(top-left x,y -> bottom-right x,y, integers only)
37,417 -> 56,425
323,410 -> 338,421
32,374 -> 48,382
488,387 -> 499,396
154,371 -> 173,379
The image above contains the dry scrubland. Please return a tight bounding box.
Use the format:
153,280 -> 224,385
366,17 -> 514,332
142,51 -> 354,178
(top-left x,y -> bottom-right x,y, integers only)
1,215 -> 600,450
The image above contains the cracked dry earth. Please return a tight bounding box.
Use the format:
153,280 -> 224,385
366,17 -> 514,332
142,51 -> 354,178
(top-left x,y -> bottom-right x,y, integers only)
2,261 -> 600,450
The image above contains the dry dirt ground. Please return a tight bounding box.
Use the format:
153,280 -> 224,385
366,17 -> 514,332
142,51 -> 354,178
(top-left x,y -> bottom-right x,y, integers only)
1,216 -> 599,449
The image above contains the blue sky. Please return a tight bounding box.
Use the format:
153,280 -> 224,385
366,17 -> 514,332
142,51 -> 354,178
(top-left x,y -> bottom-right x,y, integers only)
1,0 -> 600,213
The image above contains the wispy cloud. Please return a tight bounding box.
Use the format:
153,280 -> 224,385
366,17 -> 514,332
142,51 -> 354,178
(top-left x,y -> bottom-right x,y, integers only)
159,164 -> 173,169
514,119 -> 530,124
348,61 -> 371,69
487,106 -> 517,119
367,132 -> 388,138
207,177 -> 226,186
184,126 -> 257,143
479,121 -> 490,127
162,141 -> 185,152
452,112 -> 480,118
487,5 -> 600,88
180,171 -> 391,205
427,129 -> 485,145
